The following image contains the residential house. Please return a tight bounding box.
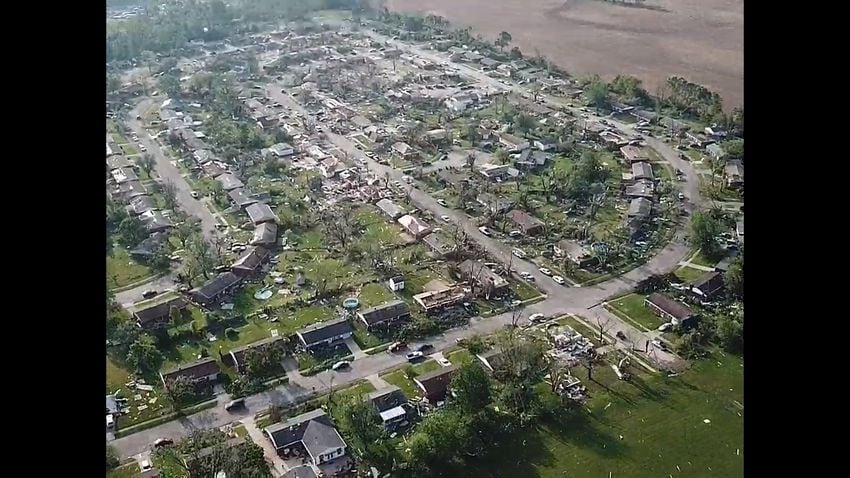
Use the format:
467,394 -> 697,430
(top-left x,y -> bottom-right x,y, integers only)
202,162 -> 228,178
130,232 -> 168,260
129,195 -> 156,215
414,364 -> 459,403
350,115 -> 372,129
251,222 -> 278,247
160,357 -> 221,388
645,293 -> 698,328
611,102 -> 635,114
509,209 -> 545,235
391,141 -> 417,160
534,140 -> 556,152
193,149 -> 213,164
296,317 -> 353,350
246,202 -> 278,225
269,142 -> 295,157
660,118 -> 690,135
515,149 -> 550,170
357,300 -> 411,331
495,132 -> 530,152
479,57 -> 500,70
140,210 -> 173,232
265,409 -> 347,465
628,198 -> 653,219
111,167 -> 138,184
133,297 -> 187,330
435,168 -> 470,190
106,155 -> 131,170
476,193 -> 513,215
620,145 -> 648,164
478,163 -> 512,181
425,129 -> 448,141
631,162 -> 654,181
367,386 -> 410,430
397,215 -> 431,239
375,198 -> 407,220
554,240 -> 599,269
422,233 -> 455,258
116,180 -> 147,200
184,437 -> 248,477
190,272 -> 242,305
231,246 -> 271,277
625,180 -> 655,199
413,286 -> 467,312
724,160 -> 744,188
631,109 -> 658,123
476,348 -> 509,374
690,271 -> 724,300
706,143 -> 727,161
599,131 -> 629,149
388,275 -> 405,292
463,51 -> 483,62
686,131 -> 714,148
227,188 -> 257,209
458,260 -> 509,299
216,173 -> 245,191
227,336 -> 284,374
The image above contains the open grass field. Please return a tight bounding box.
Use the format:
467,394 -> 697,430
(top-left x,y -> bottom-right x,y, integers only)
607,293 -> 665,331
107,248 -> 152,289
458,351 -> 744,477
387,0 -> 743,107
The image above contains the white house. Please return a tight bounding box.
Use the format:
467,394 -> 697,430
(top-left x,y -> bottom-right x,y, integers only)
388,275 -> 405,291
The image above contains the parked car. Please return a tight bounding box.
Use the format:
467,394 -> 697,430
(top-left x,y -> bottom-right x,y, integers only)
140,460 -> 152,471
389,341 -> 407,352
478,226 -> 491,236
225,399 -> 245,411
106,414 -> 115,428
616,331 -> 627,340
441,215 -> 451,222
529,313 -> 546,323
509,230 -> 522,237
191,191 -> 200,199
436,199 -> 448,207
406,351 -> 424,361
651,339 -> 667,351
153,438 -> 174,448
141,290 -> 158,299
538,267 -> 552,276
417,344 -> 434,352
519,271 -> 535,281
437,358 -> 452,367
512,249 -> 527,259
332,361 -> 351,371
552,275 -> 565,285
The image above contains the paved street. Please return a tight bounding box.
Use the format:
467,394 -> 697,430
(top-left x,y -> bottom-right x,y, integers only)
112,33 -> 706,459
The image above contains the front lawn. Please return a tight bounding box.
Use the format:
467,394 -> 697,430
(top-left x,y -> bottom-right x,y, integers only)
557,315 -> 610,347
460,352 -> 744,478
352,321 -> 390,350
107,464 -> 140,478
511,279 -> 542,301
675,265 -> 707,283
358,282 -> 395,307
107,248 -> 152,289
607,293 -> 665,331
381,369 -> 420,398
446,348 -> 474,366
688,249 -> 720,268
412,359 -> 441,375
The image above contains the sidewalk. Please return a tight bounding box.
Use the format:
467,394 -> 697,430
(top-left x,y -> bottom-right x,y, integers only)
244,419 -> 285,477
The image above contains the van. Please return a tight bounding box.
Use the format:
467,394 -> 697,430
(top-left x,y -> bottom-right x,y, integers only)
106,414 -> 115,428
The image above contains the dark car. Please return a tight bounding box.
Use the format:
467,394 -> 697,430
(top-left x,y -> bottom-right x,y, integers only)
417,344 -> 433,352
225,399 -> 245,412
153,438 -> 174,448
616,331 -> 627,340
141,290 -> 158,299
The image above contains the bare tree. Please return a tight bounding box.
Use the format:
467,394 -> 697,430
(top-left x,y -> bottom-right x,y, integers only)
465,152 -> 476,172
595,314 -> 611,344
161,180 -> 178,210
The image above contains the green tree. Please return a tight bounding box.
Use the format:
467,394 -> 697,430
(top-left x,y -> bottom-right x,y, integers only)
335,396 -> 383,451
724,248 -> 744,298
587,80 -> 610,110
724,138 -> 744,159
117,216 -> 148,248
161,180 -> 178,210
138,153 -> 156,177
451,363 -> 492,414
688,212 -> 723,260
509,46 -> 523,59
126,334 -> 162,374
167,375 -> 198,408
106,445 -> 120,471
407,410 -> 471,472
515,113 -> 536,134
107,74 -> 121,95
495,31 -> 512,52
715,314 -> 743,353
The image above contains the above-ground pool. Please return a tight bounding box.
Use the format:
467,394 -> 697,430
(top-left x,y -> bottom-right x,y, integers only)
254,288 -> 274,300
343,297 -> 360,309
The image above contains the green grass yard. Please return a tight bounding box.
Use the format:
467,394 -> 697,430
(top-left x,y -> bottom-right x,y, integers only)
358,282 -> 395,308
459,352 -> 744,478
446,348 -> 474,366
107,464 -> 140,478
107,248 -> 152,289
557,315 -> 611,347
607,294 -> 665,331
412,359 -> 441,375
381,369 -> 420,398
688,250 -> 718,268
352,321 -> 389,350
675,265 -> 707,283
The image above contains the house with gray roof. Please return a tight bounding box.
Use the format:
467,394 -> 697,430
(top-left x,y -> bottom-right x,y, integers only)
251,222 -> 278,246
246,202 -> 278,225
628,198 -> 653,219
631,162 -> 654,181
375,198 -> 407,220
216,173 -> 244,191
264,409 -> 347,466
296,317 -> 353,350
357,300 -> 411,330
228,188 -> 258,209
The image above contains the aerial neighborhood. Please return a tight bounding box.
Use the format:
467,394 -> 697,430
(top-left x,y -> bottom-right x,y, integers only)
106,2 -> 744,478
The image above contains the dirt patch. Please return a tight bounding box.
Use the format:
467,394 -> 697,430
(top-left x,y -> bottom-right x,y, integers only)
384,0 -> 743,107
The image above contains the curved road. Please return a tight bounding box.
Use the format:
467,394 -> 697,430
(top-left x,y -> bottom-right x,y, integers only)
111,35 -> 709,459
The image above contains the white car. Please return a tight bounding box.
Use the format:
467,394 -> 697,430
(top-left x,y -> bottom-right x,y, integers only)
478,226 -> 491,236
332,361 -> 350,371
529,313 -> 546,323
512,249 -> 526,258
437,358 -> 452,367
519,271 -> 535,281
436,199 -> 448,207
106,414 -> 115,428
538,267 -> 552,276
552,275 -> 566,285
441,215 -> 451,222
